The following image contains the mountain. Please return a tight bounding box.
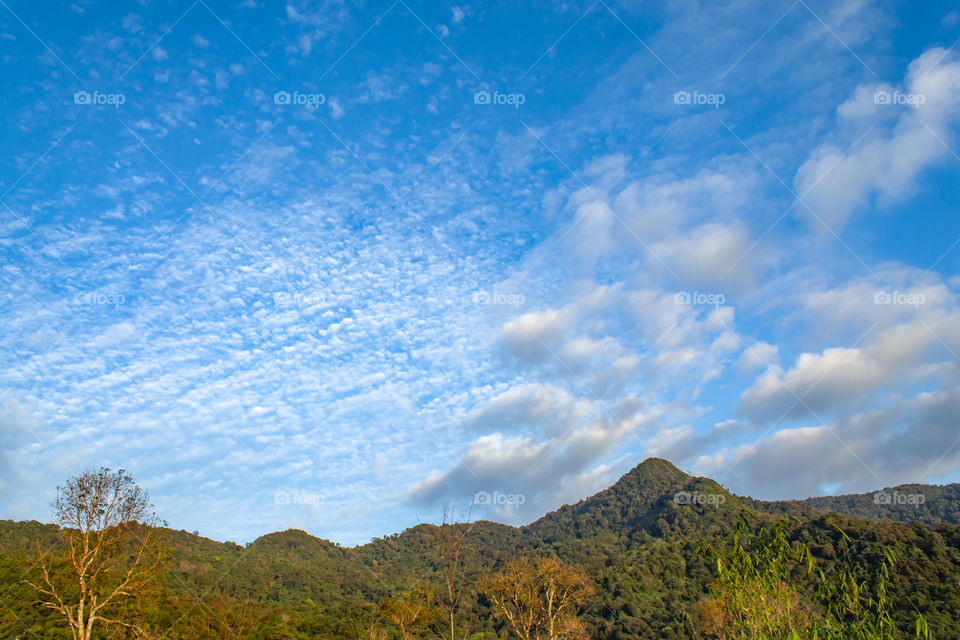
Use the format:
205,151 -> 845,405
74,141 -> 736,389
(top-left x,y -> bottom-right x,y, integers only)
2,458 -> 959,640
800,482 -> 960,526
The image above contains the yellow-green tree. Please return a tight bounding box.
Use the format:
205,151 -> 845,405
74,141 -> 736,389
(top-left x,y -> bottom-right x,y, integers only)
479,555 -> 593,640
379,587 -> 439,640
698,512 -> 929,640
25,467 -> 167,640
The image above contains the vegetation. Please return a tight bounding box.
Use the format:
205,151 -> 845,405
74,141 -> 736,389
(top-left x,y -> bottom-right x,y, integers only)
433,502 -> 475,640
800,484 -> 960,527
23,467 -> 168,640
698,512 -> 929,639
2,459 -> 959,639
378,588 -> 439,640
479,555 -> 594,640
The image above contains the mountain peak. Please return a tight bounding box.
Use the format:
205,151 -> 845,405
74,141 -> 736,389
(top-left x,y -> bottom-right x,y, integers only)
624,457 -> 689,480
600,457 -> 695,503
527,457 -> 711,540
252,528 -> 334,550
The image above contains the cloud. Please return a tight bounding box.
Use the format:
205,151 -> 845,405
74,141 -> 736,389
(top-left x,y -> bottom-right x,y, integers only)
651,222 -> 753,288
462,383 -> 588,437
499,308 -> 576,365
328,97 -> 344,119
740,313 -> 960,423
0,397 -> 50,518
408,387 -> 660,521
738,341 -> 779,373
283,0 -> 351,57
4,0 -> 960,546
794,48 -> 960,232
704,387 -> 960,498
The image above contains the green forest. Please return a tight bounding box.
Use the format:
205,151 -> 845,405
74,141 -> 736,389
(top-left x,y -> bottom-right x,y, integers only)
2,459 -> 959,639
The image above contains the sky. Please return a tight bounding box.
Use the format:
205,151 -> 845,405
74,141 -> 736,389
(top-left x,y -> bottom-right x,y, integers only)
1,0 -> 959,546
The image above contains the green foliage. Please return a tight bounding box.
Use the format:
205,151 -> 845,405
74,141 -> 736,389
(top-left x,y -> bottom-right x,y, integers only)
698,512 -> 932,640
1,460 -> 958,639
698,513 -> 815,639
801,485 -> 960,527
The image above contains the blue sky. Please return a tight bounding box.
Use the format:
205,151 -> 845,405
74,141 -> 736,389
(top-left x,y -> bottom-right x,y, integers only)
1,0 -> 959,545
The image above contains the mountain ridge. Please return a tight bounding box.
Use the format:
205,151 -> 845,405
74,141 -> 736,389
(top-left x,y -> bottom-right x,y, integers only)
8,457 -> 951,549
2,457 -> 960,639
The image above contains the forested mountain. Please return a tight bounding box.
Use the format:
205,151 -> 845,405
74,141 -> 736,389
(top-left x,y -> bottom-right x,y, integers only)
800,483 -> 960,526
2,459 -> 959,639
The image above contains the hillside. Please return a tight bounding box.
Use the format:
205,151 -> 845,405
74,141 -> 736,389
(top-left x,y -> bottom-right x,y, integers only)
2,458 -> 959,639
800,483 -> 960,526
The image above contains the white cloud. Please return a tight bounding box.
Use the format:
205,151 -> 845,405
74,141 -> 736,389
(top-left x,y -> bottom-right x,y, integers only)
738,341 -> 779,373
794,48 -> 960,232
704,387 -> 960,498
740,312 -> 960,423
652,222 -> 753,288
409,388 -> 661,521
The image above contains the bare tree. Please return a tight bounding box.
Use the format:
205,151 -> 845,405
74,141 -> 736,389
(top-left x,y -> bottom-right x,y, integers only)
479,554 -> 594,640
434,499 -> 475,640
25,467 -> 167,640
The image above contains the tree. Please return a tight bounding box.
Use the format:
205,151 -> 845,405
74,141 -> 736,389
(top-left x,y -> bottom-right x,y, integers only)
203,585 -> 269,640
479,555 -> 593,640
697,513 -> 814,639
697,511 -> 930,640
25,467 -> 167,640
536,557 -> 593,640
379,587 -> 439,640
434,500 -> 475,640
813,524 -> 929,640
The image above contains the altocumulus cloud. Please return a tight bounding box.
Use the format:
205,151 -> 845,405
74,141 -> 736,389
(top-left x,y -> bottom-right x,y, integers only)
1,0 -> 959,544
